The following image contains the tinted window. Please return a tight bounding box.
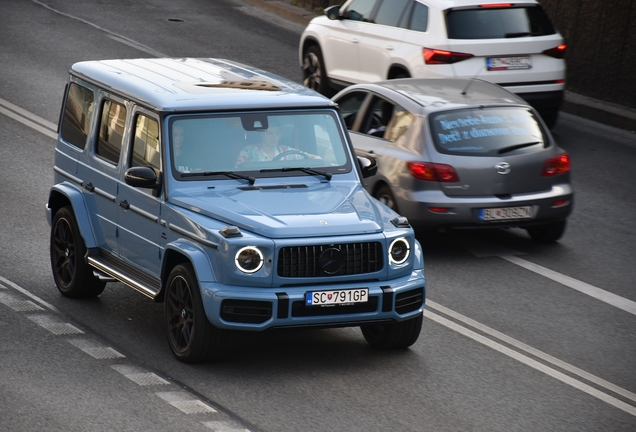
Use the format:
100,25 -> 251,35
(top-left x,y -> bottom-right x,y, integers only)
447,6 -> 556,39
375,0 -> 411,27
60,83 -> 94,149
343,0 -> 378,21
130,114 -> 160,170
409,2 -> 429,32
429,107 -> 547,156
336,91 -> 368,129
96,100 -> 126,165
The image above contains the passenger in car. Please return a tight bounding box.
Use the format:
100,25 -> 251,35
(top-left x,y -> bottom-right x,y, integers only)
235,125 -> 319,166
173,123 -> 203,172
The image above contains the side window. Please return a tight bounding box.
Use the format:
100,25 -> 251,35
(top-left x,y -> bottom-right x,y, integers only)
385,107 -> 414,143
375,0 -> 411,27
336,91 -> 368,129
96,100 -> 126,165
60,83 -> 95,150
409,2 -> 429,32
130,114 -> 160,170
342,0 -> 378,22
363,97 -> 396,139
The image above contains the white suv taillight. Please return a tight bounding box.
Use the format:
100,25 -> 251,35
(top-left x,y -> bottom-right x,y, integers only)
423,48 -> 473,65
543,44 -> 567,59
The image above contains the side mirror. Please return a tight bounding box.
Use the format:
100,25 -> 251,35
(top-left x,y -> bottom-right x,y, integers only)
125,166 -> 161,190
325,5 -> 342,20
357,155 -> 377,178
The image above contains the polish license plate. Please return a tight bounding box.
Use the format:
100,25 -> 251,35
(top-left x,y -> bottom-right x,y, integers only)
305,288 -> 369,306
479,206 -> 533,221
487,56 -> 532,70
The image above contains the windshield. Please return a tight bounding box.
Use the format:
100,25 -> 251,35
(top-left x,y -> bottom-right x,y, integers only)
429,107 -> 548,156
170,111 -> 351,180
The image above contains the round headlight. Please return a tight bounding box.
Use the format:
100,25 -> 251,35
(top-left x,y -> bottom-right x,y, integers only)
235,246 -> 264,273
389,238 -> 410,265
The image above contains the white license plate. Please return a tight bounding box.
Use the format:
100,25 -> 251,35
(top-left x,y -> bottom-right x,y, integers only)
479,206 -> 533,221
305,288 -> 369,306
487,56 -> 532,70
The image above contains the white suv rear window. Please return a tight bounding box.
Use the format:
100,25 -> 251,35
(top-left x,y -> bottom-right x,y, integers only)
446,6 -> 556,39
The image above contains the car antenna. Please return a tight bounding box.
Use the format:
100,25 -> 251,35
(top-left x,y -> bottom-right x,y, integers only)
461,66 -> 485,95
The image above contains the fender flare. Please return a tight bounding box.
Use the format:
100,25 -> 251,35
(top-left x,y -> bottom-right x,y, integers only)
48,184 -> 99,249
412,239 -> 425,271
163,240 -> 217,284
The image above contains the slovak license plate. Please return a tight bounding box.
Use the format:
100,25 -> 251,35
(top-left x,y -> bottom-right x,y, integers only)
305,288 -> 369,306
487,56 -> 532,70
479,206 -> 533,221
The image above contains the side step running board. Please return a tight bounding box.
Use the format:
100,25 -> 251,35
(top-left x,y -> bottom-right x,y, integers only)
88,256 -> 160,300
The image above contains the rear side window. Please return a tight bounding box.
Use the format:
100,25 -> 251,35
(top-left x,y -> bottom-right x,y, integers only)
130,114 -> 160,170
60,83 -> 94,149
429,107 -> 547,156
336,91 -> 368,129
409,2 -> 429,32
375,0 -> 411,27
446,6 -> 556,39
96,100 -> 127,165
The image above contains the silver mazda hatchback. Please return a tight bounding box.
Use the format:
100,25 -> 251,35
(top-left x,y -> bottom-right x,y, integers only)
333,78 -> 573,242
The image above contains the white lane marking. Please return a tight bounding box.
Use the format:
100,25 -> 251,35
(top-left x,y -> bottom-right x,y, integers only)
0,291 -> 44,311
155,392 -> 217,414
427,300 -> 636,404
68,338 -> 126,359
32,0 -> 167,58
0,106 -> 57,139
27,314 -> 84,335
111,365 -> 170,386
501,254 -> 636,315
202,420 -> 251,432
459,241 -> 636,315
0,276 -> 60,313
425,309 -> 636,417
0,97 -> 57,130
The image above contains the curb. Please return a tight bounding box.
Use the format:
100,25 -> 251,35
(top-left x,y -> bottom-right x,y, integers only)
245,0 -> 636,133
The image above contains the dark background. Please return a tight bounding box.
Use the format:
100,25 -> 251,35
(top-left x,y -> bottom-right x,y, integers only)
297,0 -> 636,110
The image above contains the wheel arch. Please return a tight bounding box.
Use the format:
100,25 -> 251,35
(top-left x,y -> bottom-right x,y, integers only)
387,64 -> 411,80
159,241 -> 217,301
48,185 -> 98,249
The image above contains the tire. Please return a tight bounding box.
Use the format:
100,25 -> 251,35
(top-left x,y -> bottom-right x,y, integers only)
302,45 -> 331,96
526,220 -> 567,243
361,313 -> 423,349
374,185 -> 399,213
50,206 -> 106,298
165,263 -> 227,363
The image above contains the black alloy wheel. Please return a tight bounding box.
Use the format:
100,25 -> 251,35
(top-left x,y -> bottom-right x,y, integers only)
165,263 -> 226,363
50,206 -> 105,298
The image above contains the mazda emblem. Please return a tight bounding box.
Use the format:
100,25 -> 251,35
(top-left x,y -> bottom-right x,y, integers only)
495,162 -> 511,174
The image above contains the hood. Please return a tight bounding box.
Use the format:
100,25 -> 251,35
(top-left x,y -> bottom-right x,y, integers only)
168,182 -> 386,238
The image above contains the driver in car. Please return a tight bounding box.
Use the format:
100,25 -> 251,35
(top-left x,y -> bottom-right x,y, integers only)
235,126 -> 319,166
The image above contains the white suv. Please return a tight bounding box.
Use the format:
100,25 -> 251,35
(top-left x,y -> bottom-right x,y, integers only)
299,0 -> 566,128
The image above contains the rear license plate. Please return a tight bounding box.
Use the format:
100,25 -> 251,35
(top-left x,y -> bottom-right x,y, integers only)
479,206 -> 533,221
487,56 -> 532,70
305,288 -> 369,306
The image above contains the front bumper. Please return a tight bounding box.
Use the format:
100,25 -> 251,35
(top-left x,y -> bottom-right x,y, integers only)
200,269 -> 425,331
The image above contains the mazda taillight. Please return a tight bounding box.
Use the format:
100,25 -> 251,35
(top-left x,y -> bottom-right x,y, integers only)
423,48 -> 473,65
541,153 -> 570,176
407,162 -> 459,182
543,44 -> 567,59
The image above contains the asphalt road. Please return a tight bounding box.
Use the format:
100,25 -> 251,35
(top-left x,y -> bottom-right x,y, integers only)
1,1 -> 635,431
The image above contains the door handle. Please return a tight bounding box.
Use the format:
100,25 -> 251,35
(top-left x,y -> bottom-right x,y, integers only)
351,37 -> 360,43
386,45 -> 394,51
119,200 -> 130,210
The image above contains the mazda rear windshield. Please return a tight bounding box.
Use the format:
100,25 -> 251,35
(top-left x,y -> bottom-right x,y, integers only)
446,6 -> 556,39
429,107 -> 548,156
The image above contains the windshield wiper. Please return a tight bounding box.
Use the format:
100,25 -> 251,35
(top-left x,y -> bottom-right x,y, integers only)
261,167 -> 332,181
181,171 -> 255,185
497,141 -> 543,155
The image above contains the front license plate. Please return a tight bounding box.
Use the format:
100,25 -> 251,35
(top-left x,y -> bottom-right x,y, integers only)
305,288 -> 369,306
479,206 -> 533,221
487,56 -> 532,70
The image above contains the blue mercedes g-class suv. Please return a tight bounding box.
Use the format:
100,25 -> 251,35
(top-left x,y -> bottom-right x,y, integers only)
47,58 -> 426,362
